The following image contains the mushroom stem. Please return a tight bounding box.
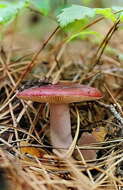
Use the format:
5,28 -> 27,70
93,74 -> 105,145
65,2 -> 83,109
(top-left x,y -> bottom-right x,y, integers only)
50,104 -> 72,153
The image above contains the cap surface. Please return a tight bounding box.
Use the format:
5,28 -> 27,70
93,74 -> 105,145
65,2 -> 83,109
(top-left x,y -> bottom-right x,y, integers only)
17,82 -> 103,104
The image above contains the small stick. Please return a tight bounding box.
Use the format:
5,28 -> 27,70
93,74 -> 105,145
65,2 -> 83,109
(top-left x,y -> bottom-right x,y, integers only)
4,26 -> 60,103
96,101 -> 123,126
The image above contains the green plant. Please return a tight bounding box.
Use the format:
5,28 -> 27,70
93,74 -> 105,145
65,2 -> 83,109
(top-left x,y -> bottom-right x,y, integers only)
57,5 -> 123,42
57,5 -> 123,28
0,0 -> 50,25
1,1 -> 123,37
1,1 -> 123,73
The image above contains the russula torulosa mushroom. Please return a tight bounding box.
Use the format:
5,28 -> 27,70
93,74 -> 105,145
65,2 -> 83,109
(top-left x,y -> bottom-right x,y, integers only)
17,81 -> 103,156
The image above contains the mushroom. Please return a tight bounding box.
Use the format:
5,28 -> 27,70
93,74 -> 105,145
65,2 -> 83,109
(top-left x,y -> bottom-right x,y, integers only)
17,81 -> 103,156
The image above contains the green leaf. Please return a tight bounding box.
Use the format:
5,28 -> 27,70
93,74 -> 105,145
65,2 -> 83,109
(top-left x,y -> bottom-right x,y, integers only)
0,3 -> 7,8
112,6 -> 123,21
83,0 -> 93,6
0,0 -> 28,25
57,4 -> 96,27
95,8 -> 116,22
66,30 -> 100,43
30,0 -> 50,16
118,53 -> 123,61
63,19 -> 89,33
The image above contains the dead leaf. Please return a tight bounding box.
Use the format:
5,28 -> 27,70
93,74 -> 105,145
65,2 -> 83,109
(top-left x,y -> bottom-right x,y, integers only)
19,141 -> 45,158
78,132 -> 97,160
92,127 -> 107,142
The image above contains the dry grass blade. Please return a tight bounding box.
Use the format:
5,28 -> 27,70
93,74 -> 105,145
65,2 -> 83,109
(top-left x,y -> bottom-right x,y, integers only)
66,108 -> 80,158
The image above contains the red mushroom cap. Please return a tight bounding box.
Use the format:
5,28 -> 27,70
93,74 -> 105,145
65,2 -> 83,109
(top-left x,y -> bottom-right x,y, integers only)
17,82 -> 103,104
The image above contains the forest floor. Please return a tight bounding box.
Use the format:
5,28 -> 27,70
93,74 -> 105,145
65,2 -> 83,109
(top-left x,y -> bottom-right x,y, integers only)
0,18 -> 123,190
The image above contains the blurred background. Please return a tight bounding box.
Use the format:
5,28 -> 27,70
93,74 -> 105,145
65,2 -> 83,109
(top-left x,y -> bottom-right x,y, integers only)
3,0 -> 123,41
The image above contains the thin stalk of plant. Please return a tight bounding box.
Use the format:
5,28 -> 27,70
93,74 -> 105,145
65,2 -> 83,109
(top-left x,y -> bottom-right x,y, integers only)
3,26 -> 60,106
